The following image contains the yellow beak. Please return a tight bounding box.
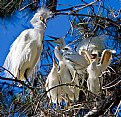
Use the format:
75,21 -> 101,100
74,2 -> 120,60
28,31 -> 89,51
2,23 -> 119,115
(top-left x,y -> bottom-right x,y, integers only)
53,59 -> 57,66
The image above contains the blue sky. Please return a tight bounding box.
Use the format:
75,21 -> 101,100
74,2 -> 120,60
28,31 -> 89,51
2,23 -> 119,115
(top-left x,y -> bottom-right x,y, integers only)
0,1 -> 121,116
0,13 -> 70,65
0,0 -> 120,66
0,0 -> 81,65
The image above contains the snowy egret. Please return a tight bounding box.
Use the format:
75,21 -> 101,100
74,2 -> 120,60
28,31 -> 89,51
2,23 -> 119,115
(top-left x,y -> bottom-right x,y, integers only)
47,36 -> 80,101
45,59 -> 62,104
4,7 -> 51,86
86,49 -> 115,94
54,45 -> 80,101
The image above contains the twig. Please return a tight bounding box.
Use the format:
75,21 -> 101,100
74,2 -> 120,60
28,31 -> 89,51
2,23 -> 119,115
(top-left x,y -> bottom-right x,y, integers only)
54,12 -> 120,28
74,0 -> 97,12
0,76 -> 34,91
114,100 -> 121,117
0,66 -> 15,78
102,77 -> 121,89
19,1 -> 38,11
84,87 -> 121,117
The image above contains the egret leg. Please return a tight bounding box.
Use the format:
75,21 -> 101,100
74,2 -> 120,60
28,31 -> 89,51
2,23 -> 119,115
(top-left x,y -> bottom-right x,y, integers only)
17,69 -> 22,87
81,74 -> 85,86
56,89 -> 60,110
24,68 -> 32,86
71,70 -> 76,84
65,94 -> 70,108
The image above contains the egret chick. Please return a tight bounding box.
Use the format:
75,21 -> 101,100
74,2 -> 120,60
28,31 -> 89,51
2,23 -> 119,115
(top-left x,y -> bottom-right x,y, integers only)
45,59 -> 62,104
87,49 -> 114,94
62,46 -> 89,86
54,45 -> 79,101
47,36 -> 80,101
4,7 -> 51,86
47,35 -> 65,49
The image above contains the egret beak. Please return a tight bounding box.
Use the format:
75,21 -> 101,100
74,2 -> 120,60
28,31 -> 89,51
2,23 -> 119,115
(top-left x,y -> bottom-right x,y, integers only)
46,35 -> 64,45
42,20 -> 47,28
91,54 -> 97,59
53,59 -> 57,67
40,16 -> 47,28
81,50 -> 92,64
103,51 -> 112,63
46,35 -> 60,41
46,17 -> 52,22
111,50 -> 116,53
100,49 -> 114,64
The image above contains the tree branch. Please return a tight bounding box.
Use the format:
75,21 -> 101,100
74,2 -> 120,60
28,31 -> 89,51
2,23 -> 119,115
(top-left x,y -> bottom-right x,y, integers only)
84,85 -> 121,117
54,12 -> 120,28
0,76 -> 34,91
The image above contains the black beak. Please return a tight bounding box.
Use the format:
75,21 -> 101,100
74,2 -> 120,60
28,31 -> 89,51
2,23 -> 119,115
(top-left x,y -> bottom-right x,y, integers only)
42,19 -> 47,28
46,35 -> 60,42
47,35 -> 59,40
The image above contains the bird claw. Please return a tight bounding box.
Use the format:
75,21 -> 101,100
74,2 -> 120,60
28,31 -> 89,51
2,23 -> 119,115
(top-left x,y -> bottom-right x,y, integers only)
70,79 -> 76,86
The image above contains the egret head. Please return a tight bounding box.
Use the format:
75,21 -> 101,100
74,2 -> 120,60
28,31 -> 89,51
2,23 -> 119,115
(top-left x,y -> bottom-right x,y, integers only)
55,44 -> 61,50
62,46 -> 72,52
52,38 -> 64,45
54,45 -> 63,61
30,7 -> 52,29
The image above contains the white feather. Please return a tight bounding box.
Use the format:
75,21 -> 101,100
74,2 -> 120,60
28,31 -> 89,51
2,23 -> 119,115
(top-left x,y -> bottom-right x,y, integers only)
77,35 -> 106,55
3,8 -> 51,85
54,45 -> 80,101
62,47 -> 89,74
87,49 -> 114,94
45,60 -> 62,104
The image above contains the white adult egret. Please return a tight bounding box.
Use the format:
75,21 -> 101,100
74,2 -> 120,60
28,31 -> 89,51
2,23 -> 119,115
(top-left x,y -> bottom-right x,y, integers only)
45,59 -> 62,104
54,45 -> 80,101
86,49 -> 115,94
4,7 -> 51,86
77,35 -> 106,56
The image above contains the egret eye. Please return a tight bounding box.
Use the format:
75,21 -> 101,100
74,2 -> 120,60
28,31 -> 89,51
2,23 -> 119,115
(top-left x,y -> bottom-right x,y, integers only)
40,16 -> 43,21
64,48 -> 69,50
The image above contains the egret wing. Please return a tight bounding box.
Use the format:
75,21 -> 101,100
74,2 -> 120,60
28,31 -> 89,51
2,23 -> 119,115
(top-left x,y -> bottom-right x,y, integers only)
63,51 -> 89,68
10,30 -> 29,50
98,50 -> 113,71
77,35 -> 106,54
81,50 -> 92,64
16,40 -> 41,80
3,29 -> 31,77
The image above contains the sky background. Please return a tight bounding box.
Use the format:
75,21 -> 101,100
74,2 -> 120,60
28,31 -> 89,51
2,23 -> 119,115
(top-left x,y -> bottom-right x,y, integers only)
0,0 -> 120,66
0,1 -> 120,116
